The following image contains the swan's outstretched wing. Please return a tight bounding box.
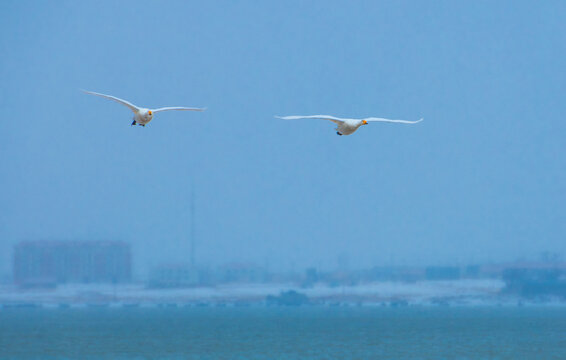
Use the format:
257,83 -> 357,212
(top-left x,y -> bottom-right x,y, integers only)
81,90 -> 139,113
364,117 -> 423,124
152,107 -> 206,113
275,115 -> 348,124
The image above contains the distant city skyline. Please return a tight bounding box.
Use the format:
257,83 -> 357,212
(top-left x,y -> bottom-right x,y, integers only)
1,1 -> 566,277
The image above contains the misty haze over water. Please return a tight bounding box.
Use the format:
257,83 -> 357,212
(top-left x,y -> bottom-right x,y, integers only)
2,1 -> 566,280
2,1 -> 566,359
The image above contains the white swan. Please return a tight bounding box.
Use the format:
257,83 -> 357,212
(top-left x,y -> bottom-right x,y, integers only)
82,90 -> 205,127
275,115 -> 422,136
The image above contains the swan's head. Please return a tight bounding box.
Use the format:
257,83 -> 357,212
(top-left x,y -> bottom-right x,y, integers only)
361,120 -> 368,125
145,110 -> 153,120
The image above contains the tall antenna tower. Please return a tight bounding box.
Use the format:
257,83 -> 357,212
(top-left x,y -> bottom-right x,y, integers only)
190,183 -> 196,267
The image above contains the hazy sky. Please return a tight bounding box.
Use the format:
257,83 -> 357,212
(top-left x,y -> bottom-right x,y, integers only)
1,1 -> 565,277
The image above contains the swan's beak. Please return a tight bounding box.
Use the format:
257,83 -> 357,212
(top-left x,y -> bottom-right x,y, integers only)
148,110 -> 152,116
362,120 -> 368,125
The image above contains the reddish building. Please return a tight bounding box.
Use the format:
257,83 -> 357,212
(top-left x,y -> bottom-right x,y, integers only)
14,241 -> 131,286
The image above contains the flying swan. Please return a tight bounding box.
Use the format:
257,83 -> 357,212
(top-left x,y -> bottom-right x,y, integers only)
82,90 -> 205,127
275,115 -> 423,136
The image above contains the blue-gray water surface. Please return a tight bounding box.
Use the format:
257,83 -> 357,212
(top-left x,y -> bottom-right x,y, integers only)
1,307 -> 565,359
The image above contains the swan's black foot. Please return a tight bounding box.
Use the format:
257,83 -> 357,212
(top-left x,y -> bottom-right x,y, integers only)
336,132 -> 342,136
141,124 -> 145,127
131,120 -> 136,126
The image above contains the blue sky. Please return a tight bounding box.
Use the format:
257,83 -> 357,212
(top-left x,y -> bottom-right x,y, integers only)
1,1 -> 565,276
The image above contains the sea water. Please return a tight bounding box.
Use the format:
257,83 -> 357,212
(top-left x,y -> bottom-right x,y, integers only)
1,307 -> 565,359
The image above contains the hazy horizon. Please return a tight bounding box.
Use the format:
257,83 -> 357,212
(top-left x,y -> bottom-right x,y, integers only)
1,1 -> 565,278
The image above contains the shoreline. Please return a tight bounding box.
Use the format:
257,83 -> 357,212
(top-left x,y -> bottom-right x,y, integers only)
1,279 -> 565,308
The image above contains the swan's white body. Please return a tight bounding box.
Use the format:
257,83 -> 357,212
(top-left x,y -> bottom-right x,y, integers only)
82,90 -> 205,126
276,115 -> 423,135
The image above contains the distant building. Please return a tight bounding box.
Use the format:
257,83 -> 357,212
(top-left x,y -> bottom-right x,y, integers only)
301,267 -> 319,287
13,241 -> 131,287
364,266 -> 425,283
497,261 -> 566,298
464,265 -> 481,278
425,266 -> 460,281
323,270 -> 360,287
503,268 -> 566,298
480,261 -> 566,279
218,263 -> 269,283
148,264 -> 204,288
